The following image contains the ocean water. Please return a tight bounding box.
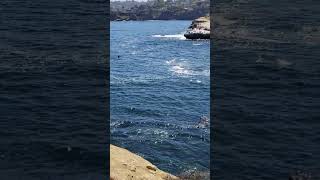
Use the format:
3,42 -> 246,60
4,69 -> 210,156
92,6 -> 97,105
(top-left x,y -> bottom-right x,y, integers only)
212,0 -> 320,179
110,21 -> 210,174
0,0 -> 108,179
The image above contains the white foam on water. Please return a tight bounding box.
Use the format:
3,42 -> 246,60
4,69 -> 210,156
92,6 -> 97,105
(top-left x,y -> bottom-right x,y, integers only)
152,34 -> 186,40
166,59 -> 192,75
190,79 -> 203,84
111,74 -> 166,86
166,59 -> 210,77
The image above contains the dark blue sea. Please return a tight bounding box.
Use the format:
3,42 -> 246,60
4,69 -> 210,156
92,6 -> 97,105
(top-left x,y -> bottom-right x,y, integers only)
110,21 -> 210,174
0,0 -> 108,179
212,0 -> 320,179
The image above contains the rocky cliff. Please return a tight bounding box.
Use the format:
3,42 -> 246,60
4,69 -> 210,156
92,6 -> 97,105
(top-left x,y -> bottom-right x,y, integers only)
110,145 -> 179,180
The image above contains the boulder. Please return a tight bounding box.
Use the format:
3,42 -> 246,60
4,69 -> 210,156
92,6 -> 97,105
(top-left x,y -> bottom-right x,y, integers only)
184,16 -> 210,40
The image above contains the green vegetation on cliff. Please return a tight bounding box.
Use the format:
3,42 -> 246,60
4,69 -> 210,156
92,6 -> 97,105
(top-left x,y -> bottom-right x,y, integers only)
111,0 -> 209,21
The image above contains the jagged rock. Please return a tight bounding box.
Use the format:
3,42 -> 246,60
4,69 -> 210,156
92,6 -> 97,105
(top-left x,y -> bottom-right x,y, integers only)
184,16 -> 210,39
110,144 -> 179,180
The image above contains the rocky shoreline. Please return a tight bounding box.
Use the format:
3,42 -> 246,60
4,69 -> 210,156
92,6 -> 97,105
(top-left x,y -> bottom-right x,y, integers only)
110,145 -> 179,180
184,16 -> 210,40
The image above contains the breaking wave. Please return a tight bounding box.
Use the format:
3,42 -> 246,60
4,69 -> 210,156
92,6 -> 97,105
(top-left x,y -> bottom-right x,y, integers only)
166,59 -> 210,77
152,34 -> 186,40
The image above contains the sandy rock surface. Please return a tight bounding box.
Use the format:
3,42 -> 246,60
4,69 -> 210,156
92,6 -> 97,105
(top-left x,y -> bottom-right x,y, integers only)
110,145 -> 179,180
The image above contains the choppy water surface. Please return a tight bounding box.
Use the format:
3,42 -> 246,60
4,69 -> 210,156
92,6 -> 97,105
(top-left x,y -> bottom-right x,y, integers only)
213,0 -> 320,179
0,1 -> 107,179
111,21 -> 210,174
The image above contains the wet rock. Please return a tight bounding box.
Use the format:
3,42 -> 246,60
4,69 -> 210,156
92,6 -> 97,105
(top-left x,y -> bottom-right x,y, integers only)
195,116 -> 210,128
178,170 -> 210,180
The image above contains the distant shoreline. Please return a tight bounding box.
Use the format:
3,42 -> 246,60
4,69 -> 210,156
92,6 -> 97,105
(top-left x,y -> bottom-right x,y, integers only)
111,0 -> 209,22
110,19 -> 193,22
110,17 -> 199,21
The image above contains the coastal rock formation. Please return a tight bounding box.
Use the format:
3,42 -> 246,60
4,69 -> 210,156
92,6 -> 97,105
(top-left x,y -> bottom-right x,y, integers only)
110,145 -> 179,180
184,16 -> 210,39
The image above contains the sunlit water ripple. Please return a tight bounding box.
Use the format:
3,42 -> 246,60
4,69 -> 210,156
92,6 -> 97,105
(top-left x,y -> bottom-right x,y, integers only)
111,20 -> 210,174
